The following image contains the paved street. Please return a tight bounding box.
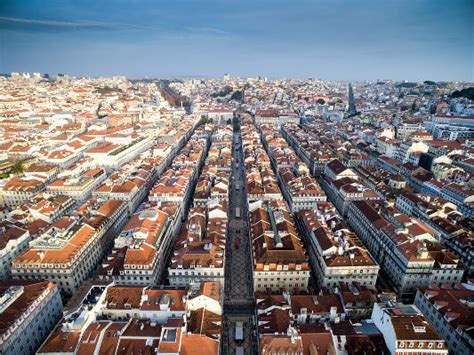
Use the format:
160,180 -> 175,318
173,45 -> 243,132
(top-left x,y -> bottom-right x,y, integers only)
221,121 -> 258,355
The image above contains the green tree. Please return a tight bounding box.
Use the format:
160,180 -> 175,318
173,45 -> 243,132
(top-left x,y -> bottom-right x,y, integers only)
197,115 -> 208,127
230,90 -> 243,102
12,160 -> 25,175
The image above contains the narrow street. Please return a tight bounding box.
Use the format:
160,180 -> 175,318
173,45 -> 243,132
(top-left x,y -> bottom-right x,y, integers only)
221,121 -> 258,355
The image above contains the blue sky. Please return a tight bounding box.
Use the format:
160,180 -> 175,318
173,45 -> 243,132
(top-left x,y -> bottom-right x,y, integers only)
0,0 -> 472,81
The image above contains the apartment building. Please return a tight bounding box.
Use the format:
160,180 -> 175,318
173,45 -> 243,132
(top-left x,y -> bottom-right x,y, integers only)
256,291 -> 345,334
414,283 -> 474,355
99,205 -> 178,286
335,282 -> 379,319
255,109 -> 299,126
249,200 -> 311,292
149,165 -> 195,214
439,183 -> 474,218
85,135 -> 154,171
371,301 -> 448,355
47,168 -> 107,202
0,174 -> 47,208
28,194 -> 76,223
93,162 -> 158,213
324,159 -> 359,181
24,162 -> 59,183
37,283 -> 219,355
0,226 -> 30,279
193,167 -> 229,205
321,176 -> 381,216
347,201 -> 464,295
41,149 -> 81,169
0,280 -> 63,355
99,285 -> 188,323
298,209 -> 379,289
11,200 -> 128,295
168,204 -> 227,288
279,167 -> 326,212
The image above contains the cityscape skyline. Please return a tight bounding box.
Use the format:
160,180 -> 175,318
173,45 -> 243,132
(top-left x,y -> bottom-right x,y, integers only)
1,0 -> 473,81
0,1 -> 473,355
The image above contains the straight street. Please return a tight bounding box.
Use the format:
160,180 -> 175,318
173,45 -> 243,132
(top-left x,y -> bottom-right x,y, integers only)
221,121 -> 258,355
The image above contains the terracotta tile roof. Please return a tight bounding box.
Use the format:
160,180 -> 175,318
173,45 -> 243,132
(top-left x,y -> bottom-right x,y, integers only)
180,334 -> 219,355
0,280 -> 56,335
37,329 -> 81,354
391,315 -> 444,341
188,308 -> 221,337
104,286 -> 143,309
260,334 -> 304,354
14,223 -> 96,265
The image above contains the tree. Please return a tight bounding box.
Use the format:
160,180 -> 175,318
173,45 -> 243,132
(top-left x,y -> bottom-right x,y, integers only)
12,160 -> 25,175
223,85 -> 233,94
232,116 -> 240,131
450,87 -> 474,100
197,115 -> 208,127
230,90 -> 243,102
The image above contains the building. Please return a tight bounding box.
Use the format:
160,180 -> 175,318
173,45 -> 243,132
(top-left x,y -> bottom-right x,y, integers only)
0,280 -> 63,355
255,109 -> 299,126
321,176 -> 381,216
249,200 -> 311,292
371,301 -> 448,355
12,200 -> 128,295
0,226 -> 30,279
47,168 -> 107,202
99,285 -> 188,323
168,204 -> 227,288
37,282 -> 220,355
324,159 -> 359,181
347,201 -> 464,296
0,175 -> 47,208
298,209 -> 379,289
27,194 -> 76,224
335,282 -> 379,319
279,168 -> 326,212
415,283 -> 474,355
256,291 -> 345,333
85,135 -> 154,171
98,204 -> 179,286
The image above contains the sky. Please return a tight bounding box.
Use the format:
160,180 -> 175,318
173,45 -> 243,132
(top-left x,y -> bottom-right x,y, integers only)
0,0 -> 472,81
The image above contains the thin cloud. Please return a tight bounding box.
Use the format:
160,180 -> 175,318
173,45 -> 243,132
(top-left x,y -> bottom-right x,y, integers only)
185,27 -> 231,36
0,16 -> 156,31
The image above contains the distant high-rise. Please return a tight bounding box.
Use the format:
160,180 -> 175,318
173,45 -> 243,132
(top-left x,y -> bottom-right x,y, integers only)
348,83 -> 356,115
